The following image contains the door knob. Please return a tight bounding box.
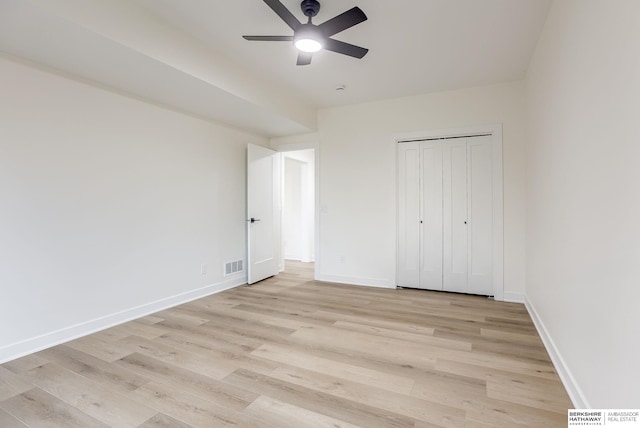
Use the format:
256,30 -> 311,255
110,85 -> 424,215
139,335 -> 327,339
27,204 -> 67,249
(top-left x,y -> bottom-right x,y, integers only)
247,217 -> 261,223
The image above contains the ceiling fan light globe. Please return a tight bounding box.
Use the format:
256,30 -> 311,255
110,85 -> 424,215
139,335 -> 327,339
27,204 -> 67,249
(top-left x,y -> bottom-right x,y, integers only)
295,38 -> 322,53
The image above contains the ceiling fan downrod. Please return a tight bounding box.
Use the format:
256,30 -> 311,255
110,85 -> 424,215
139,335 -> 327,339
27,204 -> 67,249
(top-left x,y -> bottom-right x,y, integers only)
300,0 -> 320,21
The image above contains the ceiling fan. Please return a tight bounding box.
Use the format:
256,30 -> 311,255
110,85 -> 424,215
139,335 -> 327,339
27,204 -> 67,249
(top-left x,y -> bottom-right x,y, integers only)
243,0 -> 368,66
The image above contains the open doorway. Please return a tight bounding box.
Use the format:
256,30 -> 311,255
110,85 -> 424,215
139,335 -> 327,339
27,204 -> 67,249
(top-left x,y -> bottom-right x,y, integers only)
281,149 -> 315,272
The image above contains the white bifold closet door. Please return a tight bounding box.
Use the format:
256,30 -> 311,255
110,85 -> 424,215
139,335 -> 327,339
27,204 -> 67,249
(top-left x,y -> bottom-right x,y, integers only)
398,136 -> 493,296
397,142 -> 442,289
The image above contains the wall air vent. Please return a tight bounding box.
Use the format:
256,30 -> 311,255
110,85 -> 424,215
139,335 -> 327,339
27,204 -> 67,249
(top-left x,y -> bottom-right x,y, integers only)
224,260 -> 244,276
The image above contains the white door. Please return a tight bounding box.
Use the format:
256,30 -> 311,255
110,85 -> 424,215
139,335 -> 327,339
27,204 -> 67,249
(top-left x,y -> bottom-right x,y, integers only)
419,142 -> 443,290
247,144 -> 280,284
397,142 -> 421,288
398,141 -> 444,290
397,135 -> 495,296
443,140 -> 469,292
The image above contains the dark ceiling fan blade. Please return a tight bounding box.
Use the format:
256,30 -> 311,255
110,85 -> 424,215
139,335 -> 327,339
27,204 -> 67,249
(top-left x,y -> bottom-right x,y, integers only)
243,36 -> 294,41
317,7 -> 367,37
323,38 -> 368,59
297,52 -> 313,66
263,0 -> 301,31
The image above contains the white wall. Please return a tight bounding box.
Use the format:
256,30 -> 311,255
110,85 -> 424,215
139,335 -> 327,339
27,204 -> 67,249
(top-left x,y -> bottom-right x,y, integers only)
283,150 -> 315,263
283,157 -> 303,259
525,0 -> 640,408
317,81 -> 527,295
0,56 -> 266,362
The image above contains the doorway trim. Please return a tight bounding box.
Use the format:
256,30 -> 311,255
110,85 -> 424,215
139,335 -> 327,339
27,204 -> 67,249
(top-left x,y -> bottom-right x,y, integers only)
393,124 -> 504,301
271,138 -> 320,281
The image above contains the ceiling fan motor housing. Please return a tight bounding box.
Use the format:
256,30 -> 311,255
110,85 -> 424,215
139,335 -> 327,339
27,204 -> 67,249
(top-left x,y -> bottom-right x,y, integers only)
300,0 -> 320,18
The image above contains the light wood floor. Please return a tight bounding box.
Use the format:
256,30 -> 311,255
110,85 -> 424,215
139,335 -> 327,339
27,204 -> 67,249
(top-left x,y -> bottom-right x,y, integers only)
0,261 -> 571,427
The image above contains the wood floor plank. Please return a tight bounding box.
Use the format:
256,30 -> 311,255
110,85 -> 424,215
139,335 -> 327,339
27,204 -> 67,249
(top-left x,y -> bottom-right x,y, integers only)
128,381 -> 260,428
435,357 -> 558,382
480,327 -> 544,345
464,396 -> 567,427
410,371 -> 567,426
116,335 -> 237,380
223,368 -> 417,428
194,310 -> 299,340
21,363 -> 157,427
452,421 -> 501,428
409,370 -> 487,409
108,320 -> 167,340
114,352 -> 258,411
313,310 -> 437,335
366,300 -> 489,324
230,302 -> 334,328
0,407 -> 28,427
66,334 -> 133,363
245,395 -> 363,428
0,354 -> 48,373
316,305 -> 485,336
269,365 -> 466,427
252,343 -> 416,395
225,287 -> 372,312
434,329 -> 552,363
152,311 -> 208,327
0,366 -> 33,401
203,300 -> 332,330
289,325 -> 439,371
154,317 -> 264,355
0,260 -> 571,427
333,320 -> 472,351
136,413 -> 193,428
155,332 -> 282,376
0,388 -> 109,428
486,372 -> 573,414
413,421 -> 454,428
36,345 -> 151,395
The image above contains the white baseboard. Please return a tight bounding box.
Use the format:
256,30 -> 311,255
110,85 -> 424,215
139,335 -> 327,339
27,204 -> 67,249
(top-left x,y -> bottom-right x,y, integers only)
502,292 -> 525,303
315,274 -> 395,289
524,296 -> 589,408
0,275 -> 247,364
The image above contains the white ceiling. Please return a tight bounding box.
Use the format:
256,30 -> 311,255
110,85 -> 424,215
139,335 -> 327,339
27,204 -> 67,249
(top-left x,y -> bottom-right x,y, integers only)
0,0 -> 552,137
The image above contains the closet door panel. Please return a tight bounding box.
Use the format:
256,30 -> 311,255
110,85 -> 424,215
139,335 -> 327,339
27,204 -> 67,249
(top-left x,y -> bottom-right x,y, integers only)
468,136 -> 493,294
397,143 -> 420,287
443,141 -> 468,292
419,142 -> 443,290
